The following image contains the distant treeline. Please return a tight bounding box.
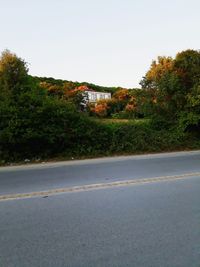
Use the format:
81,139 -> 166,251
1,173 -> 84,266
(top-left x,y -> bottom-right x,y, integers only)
32,76 -> 139,94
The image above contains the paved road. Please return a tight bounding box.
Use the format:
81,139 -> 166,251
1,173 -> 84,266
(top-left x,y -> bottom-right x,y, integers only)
1,150 -> 200,195
0,151 -> 200,266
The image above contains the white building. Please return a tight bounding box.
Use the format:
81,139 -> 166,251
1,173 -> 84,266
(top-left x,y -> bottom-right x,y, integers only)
85,90 -> 111,103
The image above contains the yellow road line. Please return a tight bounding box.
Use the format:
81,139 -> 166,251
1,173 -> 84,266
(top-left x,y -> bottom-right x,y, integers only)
1,172 -> 200,202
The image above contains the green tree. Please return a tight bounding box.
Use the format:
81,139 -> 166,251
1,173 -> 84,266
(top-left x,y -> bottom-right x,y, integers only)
0,50 -> 79,160
0,50 -> 30,98
140,50 -> 200,121
174,49 -> 200,91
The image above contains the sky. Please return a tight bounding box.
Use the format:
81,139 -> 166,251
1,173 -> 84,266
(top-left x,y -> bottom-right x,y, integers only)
0,0 -> 199,88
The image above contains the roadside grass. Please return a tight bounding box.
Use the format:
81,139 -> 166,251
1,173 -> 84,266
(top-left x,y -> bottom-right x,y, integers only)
1,146 -> 200,167
90,117 -> 150,126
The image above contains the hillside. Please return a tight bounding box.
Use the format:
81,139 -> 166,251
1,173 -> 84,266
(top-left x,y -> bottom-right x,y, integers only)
31,76 -> 140,94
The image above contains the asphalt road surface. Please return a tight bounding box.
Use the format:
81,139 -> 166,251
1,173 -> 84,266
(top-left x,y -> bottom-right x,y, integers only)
0,151 -> 200,267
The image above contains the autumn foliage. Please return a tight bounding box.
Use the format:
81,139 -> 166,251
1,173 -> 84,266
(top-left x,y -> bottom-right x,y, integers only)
90,100 -> 108,117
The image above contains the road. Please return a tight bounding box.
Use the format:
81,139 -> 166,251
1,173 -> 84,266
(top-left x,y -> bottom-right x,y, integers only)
0,151 -> 200,266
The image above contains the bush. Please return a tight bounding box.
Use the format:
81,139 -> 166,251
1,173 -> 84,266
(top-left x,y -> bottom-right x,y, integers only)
0,88 -> 80,160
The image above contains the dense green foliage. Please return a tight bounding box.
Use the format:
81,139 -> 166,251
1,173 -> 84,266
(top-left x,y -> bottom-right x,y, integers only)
1,49 -> 200,163
0,51 -> 80,160
140,49 -> 200,124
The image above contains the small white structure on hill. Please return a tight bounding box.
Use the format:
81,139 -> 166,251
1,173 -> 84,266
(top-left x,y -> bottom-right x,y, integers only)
85,90 -> 111,103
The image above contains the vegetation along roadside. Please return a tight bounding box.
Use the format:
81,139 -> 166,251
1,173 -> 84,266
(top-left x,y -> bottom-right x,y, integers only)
1,49 -> 200,164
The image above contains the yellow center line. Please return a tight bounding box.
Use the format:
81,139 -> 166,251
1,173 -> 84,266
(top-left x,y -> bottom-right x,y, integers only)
1,172 -> 200,202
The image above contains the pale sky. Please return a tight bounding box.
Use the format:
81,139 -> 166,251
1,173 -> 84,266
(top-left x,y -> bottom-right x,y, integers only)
0,0 -> 199,88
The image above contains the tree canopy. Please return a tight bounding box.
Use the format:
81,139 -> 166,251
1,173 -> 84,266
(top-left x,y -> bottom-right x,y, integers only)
140,49 -> 200,121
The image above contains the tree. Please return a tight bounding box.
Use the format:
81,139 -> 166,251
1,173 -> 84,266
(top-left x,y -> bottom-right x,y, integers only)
90,99 -> 108,117
178,85 -> 200,132
0,50 -> 29,98
140,50 -> 200,120
0,50 -> 79,160
174,49 -> 200,91
140,57 -> 174,89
